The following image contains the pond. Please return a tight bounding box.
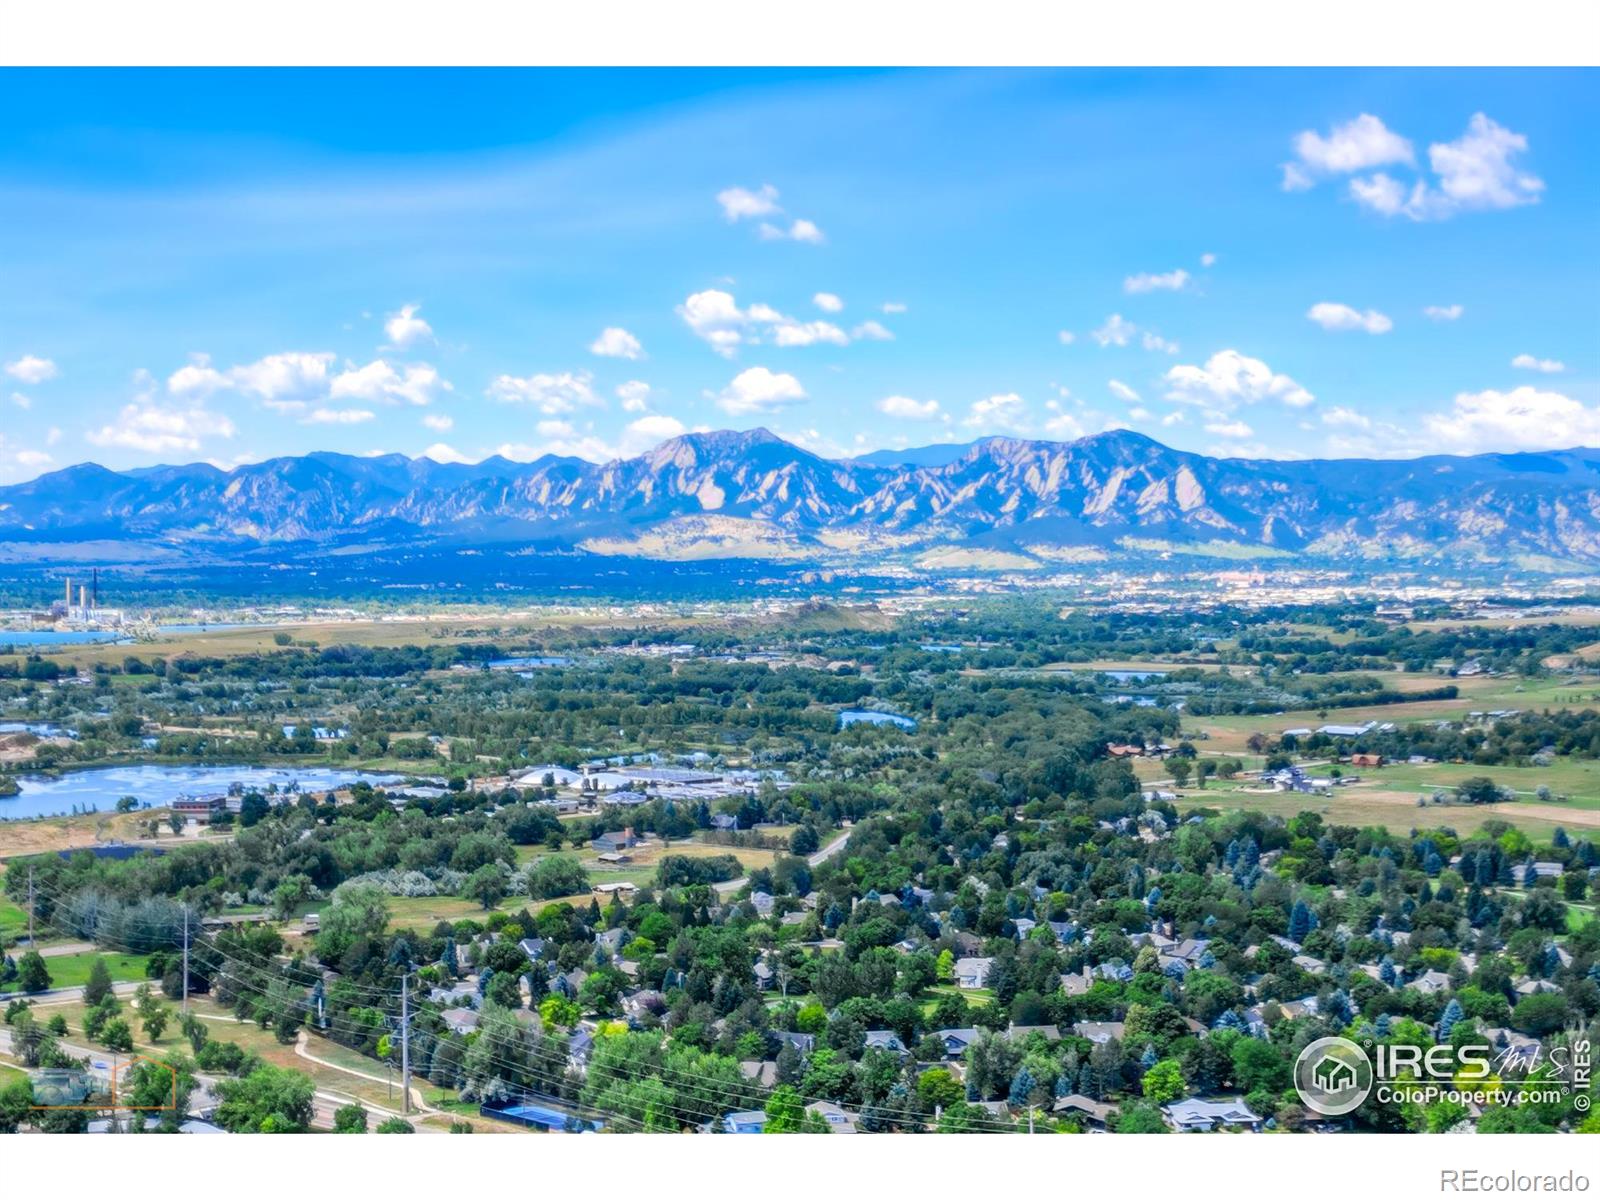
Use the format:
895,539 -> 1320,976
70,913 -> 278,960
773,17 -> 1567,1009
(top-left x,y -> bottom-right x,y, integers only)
839,709 -> 918,731
0,764 -> 406,821
1101,669 -> 1169,682
0,722 -> 77,739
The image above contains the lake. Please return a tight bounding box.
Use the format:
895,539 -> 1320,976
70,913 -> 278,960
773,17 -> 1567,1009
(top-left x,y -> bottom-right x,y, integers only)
0,630 -> 129,648
487,656 -> 572,670
0,764 -> 406,821
1101,669 -> 1169,682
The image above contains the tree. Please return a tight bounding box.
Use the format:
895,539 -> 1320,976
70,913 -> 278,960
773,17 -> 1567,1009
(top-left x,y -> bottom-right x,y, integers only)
17,950 -> 51,994
142,1004 -> 170,1043
465,865 -> 508,911
1511,992 -> 1569,1038
1232,1037 -> 1289,1094
100,1017 -> 135,1053
84,957 -> 114,1006
1114,1102 -> 1169,1133
214,1064 -> 316,1133
1170,759 -> 1191,788
527,855 -> 589,900
764,1084 -> 805,1133
1141,1059 -> 1186,1105
917,1067 -> 964,1111
0,1076 -> 34,1134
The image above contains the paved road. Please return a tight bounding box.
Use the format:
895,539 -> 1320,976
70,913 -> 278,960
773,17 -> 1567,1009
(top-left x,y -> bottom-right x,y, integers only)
712,829 -> 851,896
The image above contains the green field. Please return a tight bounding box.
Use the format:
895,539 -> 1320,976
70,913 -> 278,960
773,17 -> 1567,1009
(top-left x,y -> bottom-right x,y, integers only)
0,949 -> 151,994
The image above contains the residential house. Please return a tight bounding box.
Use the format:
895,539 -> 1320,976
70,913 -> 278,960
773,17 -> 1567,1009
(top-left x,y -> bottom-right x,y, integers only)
1051,1094 -> 1114,1130
953,956 -> 995,989
1163,1098 -> 1263,1132
1072,1021 -> 1126,1045
805,1100 -> 860,1133
864,1030 -> 908,1057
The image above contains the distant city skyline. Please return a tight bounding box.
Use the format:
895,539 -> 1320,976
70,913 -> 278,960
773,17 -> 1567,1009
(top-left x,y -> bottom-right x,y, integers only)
0,67 -> 1594,482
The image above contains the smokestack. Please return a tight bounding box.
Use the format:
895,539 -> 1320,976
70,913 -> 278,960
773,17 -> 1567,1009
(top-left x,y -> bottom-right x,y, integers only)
65,576 -> 72,610
92,568 -> 99,609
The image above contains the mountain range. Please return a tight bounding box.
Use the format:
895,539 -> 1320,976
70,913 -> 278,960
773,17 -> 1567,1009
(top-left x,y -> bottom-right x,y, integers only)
2,428 -> 1597,571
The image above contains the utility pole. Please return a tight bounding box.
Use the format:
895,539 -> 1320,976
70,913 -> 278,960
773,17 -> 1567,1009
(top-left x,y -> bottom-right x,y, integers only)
400,970 -> 411,1115
181,907 -> 190,1014
26,866 -> 34,944
1028,1105 -> 1036,1134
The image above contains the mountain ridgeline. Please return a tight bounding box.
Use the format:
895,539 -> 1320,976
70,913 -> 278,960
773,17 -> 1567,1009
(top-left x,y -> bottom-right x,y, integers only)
2,428 -> 1597,570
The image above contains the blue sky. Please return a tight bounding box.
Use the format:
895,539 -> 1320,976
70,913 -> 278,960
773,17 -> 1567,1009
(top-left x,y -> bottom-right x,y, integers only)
0,67 -> 1594,480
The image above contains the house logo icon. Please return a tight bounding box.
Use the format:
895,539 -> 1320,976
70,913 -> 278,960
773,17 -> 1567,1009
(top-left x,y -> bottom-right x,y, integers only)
1294,1036 -> 1373,1117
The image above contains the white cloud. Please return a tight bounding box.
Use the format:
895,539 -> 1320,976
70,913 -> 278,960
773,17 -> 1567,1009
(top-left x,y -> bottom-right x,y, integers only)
1423,386 -> 1600,453
1042,412 -> 1088,440
771,318 -> 849,348
384,303 -> 433,348
678,289 -> 748,357
787,219 -> 825,245
1427,113 -> 1544,214
716,184 -> 781,222
1347,172 -> 1411,216
1108,380 -> 1141,403
963,392 -> 1028,434
679,288 -> 870,355
1204,418 -> 1255,438
877,395 -> 941,420
486,370 -> 600,415
621,413 -> 688,454
1285,113 -> 1414,185
881,302 -> 907,314
715,367 -> 807,416
166,354 -> 231,399
1511,353 -> 1565,374
1200,252 -> 1218,268
1141,332 -> 1179,354
1165,349 -> 1314,410
1423,304 -> 1464,321
588,326 -> 644,360
813,292 -> 844,313
1321,406 -> 1372,429
301,407 -> 375,425
1123,268 -> 1190,294
1160,410 -> 1187,426
1057,330 -> 1076,346
616,380 -> 653,412
331,360 -> 450,407
1091,314 -> 1136,347
759,218 -> 825,244
223,351 -> 335,409
5,355 -> 58,384
422,413 -> 454,432
422,442 -> 472,464
1349,114 -> 1543,221
87,400 -> 236,455
10,392 -> 30,409
1307,302 -> 1393,334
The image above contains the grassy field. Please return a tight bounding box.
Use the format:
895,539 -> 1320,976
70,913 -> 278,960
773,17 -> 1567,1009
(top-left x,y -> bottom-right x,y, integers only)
0,949 -> 151,993
1190,671 -> 1600,755
390,835 -> 777,929
0,807 -> 167,859
1368,759 -> 1600,808
1173,776 -> 1598,840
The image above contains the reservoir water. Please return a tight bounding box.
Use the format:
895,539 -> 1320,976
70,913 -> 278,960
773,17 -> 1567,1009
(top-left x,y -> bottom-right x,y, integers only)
0,764 -> 406,821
